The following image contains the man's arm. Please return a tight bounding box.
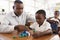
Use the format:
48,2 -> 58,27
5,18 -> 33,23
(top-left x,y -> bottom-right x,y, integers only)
0,19 -> 26,33
26,14 -> 35,30
0,17 -> 15,33
26,13 -> 36,26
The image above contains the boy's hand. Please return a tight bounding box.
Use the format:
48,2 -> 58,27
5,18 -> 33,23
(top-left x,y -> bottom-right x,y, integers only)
32,31 -> 44,38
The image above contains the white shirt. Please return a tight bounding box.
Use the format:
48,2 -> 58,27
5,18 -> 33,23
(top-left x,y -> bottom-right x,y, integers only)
50,17 -> 60,27
0,11 -> 35,33
30,20 -> 52,32
50,18 -> 59,22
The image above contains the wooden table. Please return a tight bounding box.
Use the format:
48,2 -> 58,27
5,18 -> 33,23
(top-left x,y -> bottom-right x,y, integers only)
0,34 -> 55,40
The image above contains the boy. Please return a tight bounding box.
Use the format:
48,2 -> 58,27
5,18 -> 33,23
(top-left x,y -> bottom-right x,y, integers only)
47,11 -> 60,24
47,11 -> 60,34
29,10 -> 52,38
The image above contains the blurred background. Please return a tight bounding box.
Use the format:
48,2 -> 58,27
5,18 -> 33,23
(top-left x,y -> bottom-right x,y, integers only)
0,0 -> 60,21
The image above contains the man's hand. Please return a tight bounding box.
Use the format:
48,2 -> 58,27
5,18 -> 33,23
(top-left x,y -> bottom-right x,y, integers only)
14,25 -> 25,32
29,30 -> 34,35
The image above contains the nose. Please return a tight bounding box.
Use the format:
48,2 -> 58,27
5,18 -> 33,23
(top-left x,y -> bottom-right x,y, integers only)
36,19 -> 40,22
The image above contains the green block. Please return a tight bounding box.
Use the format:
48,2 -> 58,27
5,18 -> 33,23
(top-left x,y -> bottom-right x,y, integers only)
12,36 -> 16,39
33,30 -> 35,32
19,35 -> 24,38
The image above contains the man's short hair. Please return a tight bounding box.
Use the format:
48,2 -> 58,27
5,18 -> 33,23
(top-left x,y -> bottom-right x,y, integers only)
14,0 -> 23,4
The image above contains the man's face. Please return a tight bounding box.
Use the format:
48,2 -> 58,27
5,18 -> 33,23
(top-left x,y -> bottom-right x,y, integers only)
14,3 -> 23,15
35,13 -> 45,25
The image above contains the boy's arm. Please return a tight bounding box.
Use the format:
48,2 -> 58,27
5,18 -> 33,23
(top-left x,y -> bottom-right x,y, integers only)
32,29 -> 52,38
47,17 -> 55,23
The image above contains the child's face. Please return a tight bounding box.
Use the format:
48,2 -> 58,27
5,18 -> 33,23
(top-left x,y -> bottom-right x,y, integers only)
54,12 -> 59,18
35,13 -> 45,25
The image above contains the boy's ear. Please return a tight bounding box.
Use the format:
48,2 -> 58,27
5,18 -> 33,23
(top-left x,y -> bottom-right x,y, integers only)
44,15 -> 46,19
13,6 -> 14,9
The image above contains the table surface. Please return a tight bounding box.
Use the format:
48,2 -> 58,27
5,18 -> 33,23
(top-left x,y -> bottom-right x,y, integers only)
0,33 -> 55,40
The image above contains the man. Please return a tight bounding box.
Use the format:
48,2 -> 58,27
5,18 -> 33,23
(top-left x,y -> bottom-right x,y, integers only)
0,0 -> 35,33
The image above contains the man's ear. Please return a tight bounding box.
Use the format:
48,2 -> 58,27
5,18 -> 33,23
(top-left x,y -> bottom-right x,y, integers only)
13,6 -> 14,9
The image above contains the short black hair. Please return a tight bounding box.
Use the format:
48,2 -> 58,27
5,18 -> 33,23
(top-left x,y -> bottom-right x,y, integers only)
55,11 -> 59,12
36,10 -> 46,17
55,11 -> 59,13
14,0 -> 23,4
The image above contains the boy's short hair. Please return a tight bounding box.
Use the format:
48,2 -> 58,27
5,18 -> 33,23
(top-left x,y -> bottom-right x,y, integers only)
55,11 -> 59,14
36,10 -> 46,18
14,0 -> 23,4
55,11 -> 59,13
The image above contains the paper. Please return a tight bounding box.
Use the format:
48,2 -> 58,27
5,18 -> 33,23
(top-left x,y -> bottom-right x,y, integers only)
0,38 -> 4,40
0,35 -> 11,40
50,35 -> 60,40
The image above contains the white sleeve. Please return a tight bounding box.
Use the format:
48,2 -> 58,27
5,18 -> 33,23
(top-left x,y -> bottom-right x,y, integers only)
30,23 -> 35,29
45,22 -> 52,31
0,17 -> 15,33
0,25 -> 15,33
26,13 -> 36,22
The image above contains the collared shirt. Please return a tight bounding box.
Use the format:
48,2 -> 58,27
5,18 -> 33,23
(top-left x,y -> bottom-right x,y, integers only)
50,17 -> 59,22
30,20 -> 52,32
49,17 -> 60,27
0,11 -> 35,33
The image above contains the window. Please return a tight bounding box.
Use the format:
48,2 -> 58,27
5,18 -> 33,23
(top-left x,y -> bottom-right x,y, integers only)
0,0 -> 60,18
